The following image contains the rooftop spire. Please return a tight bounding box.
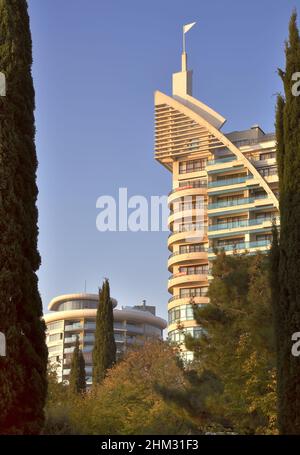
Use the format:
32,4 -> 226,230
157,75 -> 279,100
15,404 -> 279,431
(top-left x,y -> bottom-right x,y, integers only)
182,22 -> 196,69
172,22 -> 196,99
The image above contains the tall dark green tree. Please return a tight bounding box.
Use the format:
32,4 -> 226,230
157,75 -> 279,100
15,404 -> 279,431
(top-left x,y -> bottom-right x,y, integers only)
92,279 -> 116,385
271,11 -> 300,434
0,0 -> 47,434
69,336 -> 86,395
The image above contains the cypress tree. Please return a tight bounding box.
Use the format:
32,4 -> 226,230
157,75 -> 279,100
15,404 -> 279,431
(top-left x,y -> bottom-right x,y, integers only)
69,336 -> 86,394
92,279 -> 116,385
272,11 -> 300,434
0,0 -> 47,434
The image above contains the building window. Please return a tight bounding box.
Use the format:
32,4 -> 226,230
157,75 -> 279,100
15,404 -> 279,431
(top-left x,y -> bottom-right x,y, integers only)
217,238 -> 244,247
179,159 -> 207,174
168,304 -> 203,325
179,265 -> 209,275
179,244 -> 205,254
47,321 -> 63,331
168,327 -> 203,344
260,152 -> 276,160
174,222 -> 207,233
255,212 -> 274,221
49,333 -> 63,342
256,234 -> 272,242
173,199 -> 205,212
259,166 -> 277,177
216,173 -> 245,182
178,179 -> 207,188
216,195 -> 244,205
179,287 -> 208,298
48,345 -> 62,353
216,216 -> 247,226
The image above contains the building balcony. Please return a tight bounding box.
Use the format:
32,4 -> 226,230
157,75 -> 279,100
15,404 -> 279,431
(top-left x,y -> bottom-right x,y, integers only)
208,195 -> 269,212
64,336 -> 81,344
207,156 -> 237,166
168,226 -> 208,249
168,207 -> 206,227
168,250 -> 208,271
209,218 -> 262,232
208,239 -> 272,257
208,217 -> 278,237
84,323 -> 96,331
208,175 -> 253,189
168,183 -> 207,205
206,156 -> 244,174
65,323 -> 83,332
168,320 -> 202,334
168,295 -> 209,309
168,273 -> 208,292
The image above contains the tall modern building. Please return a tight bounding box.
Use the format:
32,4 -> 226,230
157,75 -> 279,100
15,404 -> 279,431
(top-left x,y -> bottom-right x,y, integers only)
44,294 -> 167,384
155,44 -> 279,360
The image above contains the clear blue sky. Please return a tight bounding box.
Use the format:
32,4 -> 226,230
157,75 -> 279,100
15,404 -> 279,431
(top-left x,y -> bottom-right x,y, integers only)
28,0 -> 296,319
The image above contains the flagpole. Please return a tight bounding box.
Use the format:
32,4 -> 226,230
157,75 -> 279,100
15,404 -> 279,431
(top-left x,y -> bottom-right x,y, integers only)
182,26 -> 186,54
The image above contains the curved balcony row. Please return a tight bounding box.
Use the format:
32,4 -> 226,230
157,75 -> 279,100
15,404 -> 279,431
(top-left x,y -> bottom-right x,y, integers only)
168,272 -> 209,292
168,228 -> 208,250
168,207 -> 207,226
168,184 -> 207,206
167,250 -> 208,271
170,202 -> 206,215
168,295 -> 209,309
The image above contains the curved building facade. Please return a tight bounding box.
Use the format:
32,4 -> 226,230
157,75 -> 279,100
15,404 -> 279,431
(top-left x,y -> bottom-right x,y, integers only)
155,48 -> 279,360
44,294 -> 167,385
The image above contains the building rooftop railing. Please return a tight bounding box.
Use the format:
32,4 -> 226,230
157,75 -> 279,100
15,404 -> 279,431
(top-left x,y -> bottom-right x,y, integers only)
231,133 -> 276,148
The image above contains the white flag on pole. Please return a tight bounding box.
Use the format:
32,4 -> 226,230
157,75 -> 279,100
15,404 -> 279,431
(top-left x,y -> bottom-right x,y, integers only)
183,22 -> 196,34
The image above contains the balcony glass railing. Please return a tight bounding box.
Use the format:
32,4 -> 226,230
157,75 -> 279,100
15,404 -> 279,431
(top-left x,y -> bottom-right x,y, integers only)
232,134 -> 276,148
209,197 -> 253,210
208,195 -> 269,209
208,175 -> 253,188
208,218 -> 274,231
208,239 -> 271,253
170,223 -> 207,234
84,336 -> 95,343
168,292 -> 208,303
64,336 -> 81,343
84,323 -> 96,330
207,156 -> 237,166
169,247 -> 207,258
65,324 -> 83,331
209,216 -> 278,232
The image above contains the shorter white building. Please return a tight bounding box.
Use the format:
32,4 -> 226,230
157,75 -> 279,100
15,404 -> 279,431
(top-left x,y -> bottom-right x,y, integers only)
44,294 -> 167,385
